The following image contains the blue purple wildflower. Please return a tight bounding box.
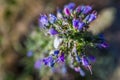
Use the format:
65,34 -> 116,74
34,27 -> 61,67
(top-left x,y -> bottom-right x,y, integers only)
36,2 -> 108,76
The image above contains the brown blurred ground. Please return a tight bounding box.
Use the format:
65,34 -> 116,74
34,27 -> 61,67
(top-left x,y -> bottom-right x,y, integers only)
0,0 -> 120,80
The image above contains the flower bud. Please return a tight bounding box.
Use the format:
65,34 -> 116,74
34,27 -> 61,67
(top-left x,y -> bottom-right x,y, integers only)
64,7 -> 71,16
82,5 -> 92,14
49,14 -> 57,24
38,14 -> 49,28
54,50 -> 60,56
82,56 -> 89,67
48,28 -> 59,36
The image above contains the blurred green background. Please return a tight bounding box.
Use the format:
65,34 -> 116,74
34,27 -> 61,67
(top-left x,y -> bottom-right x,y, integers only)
0,0 -> 120,80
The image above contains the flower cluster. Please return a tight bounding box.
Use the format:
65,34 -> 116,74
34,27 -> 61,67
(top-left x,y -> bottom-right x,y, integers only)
35,2 -> 108,76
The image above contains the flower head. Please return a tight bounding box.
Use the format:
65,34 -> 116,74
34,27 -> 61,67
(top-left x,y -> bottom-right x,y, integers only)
35,2 -> 107,76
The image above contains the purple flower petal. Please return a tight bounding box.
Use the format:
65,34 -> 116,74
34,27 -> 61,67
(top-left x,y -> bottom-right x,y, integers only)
100,42 -> 109,48
75,6 -> 82,13
49,14 -> 57,24
49,28 -> 59,35
58,53 -> 65,62
72,19 -> 79,29
72,19 -> 84,30
74,67 -> 85,76
80,5 -> 86,11
88,14 -> 96,22
39,55 -> 55,67
88,55 -> 96,63
74,67 -> 80,72
88,13 -> 97,23
67,2 -> 76,9
84,11 -> 97,23
38,15 -> 49,28
54,50 -> 59,56
49,60 -> 55,67
82,5 -> 92,14
97,42 -> 109,49
82,56 -> 89,67
78,22 -> 85,30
